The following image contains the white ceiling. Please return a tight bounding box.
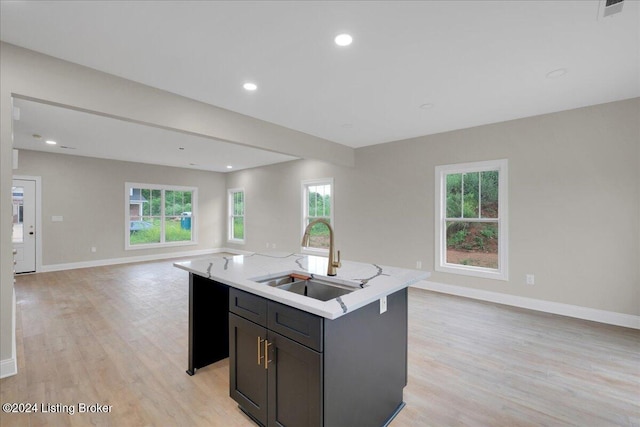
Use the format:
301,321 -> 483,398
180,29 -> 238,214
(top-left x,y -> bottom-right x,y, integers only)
11,98 -> 298,172
1,1 -> 639,166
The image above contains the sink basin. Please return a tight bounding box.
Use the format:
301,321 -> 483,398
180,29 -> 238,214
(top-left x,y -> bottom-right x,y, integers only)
276,279 -> 354,301
256,275 -> 298,287
253,273 -> 358,301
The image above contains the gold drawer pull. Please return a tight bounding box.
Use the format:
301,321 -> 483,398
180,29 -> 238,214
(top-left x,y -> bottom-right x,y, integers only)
264,340 -> 272,369
257,336 -> 265,365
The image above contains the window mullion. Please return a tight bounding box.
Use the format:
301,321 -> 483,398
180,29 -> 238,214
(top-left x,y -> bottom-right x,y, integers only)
445,217 -> 498,222
461,173 -> 465,219
160,189 -> 165,243
478,172 -> 482,219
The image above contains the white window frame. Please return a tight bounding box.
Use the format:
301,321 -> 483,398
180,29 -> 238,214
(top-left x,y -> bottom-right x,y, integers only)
301,178 -> 334,255
125,182 -> 198,250
228,188 -> 245,244
435,159 -> 508,280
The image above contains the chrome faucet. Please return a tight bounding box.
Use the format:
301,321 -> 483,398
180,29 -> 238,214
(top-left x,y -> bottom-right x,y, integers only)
301,219 -> 341,276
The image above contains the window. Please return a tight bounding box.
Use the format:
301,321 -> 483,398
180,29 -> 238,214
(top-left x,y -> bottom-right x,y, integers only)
228,188 -> 245,243
125,183 -> 197,250
302,178 -> 333,252
435,159 -> 508,280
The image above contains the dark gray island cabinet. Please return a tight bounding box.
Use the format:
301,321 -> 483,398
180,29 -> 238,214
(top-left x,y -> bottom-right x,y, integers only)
186,273 -> 409,427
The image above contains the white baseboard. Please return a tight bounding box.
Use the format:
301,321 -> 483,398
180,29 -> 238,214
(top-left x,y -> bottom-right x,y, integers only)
412,280 -> 640,330
0,358 -> 17,379
1,289 -> 17,379
40,248 -> 228,273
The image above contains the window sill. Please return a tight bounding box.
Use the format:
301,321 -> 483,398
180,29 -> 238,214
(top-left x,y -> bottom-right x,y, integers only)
301,247 -> 329,256
126,241 -> 198,251
435,263 -> 508,281
228,239 -> 245,245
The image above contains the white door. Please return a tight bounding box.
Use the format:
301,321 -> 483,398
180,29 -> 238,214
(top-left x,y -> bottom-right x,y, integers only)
12,179 -> 36,273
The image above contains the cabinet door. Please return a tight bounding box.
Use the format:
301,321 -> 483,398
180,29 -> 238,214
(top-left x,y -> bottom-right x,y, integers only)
229,313 -> 268,425
267,331 -> 322,427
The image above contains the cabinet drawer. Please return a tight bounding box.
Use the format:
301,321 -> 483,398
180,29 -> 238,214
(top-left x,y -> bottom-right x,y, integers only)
268,301 -> 323,352
229,288 -> 267,325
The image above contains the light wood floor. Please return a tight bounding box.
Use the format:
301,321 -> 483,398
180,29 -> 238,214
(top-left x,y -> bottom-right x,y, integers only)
1,259 -> 638,426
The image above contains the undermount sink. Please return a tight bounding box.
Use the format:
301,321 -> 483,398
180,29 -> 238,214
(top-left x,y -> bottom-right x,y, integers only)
254,274 -> 359,302
276,279 -> 354,301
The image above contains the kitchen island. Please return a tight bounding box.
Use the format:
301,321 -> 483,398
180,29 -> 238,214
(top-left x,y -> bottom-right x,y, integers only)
174,252 -> 429,427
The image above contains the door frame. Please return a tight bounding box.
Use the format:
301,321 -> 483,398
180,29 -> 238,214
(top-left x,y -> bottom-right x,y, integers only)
12,175 -> 42,273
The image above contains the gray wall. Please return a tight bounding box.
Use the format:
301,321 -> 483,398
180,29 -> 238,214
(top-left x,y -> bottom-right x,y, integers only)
14,150 -> 226,266
227,98 -> 640,316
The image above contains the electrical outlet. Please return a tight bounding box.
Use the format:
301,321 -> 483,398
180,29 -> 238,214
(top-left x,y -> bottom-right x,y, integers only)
272,243 -> 276,249
91,247 -> 97,253
416,261 -> 422,269
266,242 -> 270,248
380,296 -> 387,314
526,274 -> 535,285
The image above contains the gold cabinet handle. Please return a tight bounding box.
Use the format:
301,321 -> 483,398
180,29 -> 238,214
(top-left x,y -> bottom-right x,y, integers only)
264,340 -> 272,369
257,336 -> 265,365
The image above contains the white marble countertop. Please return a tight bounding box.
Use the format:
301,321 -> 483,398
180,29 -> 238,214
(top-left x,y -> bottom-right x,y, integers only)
174,252 -> 430,319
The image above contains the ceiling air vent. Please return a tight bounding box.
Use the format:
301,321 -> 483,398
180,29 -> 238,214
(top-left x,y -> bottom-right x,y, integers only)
601,0 -> 624,18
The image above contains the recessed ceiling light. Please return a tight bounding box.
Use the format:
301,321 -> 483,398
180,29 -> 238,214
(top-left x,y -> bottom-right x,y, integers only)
179,147 -> 185,150
226,165 -> 233,169
243,82 -> 258,91
45,140 -> 57,145
419,103 -> 435,110
334,33 -> 353,47
32,134 -> 42,139
546,68 -> 567,79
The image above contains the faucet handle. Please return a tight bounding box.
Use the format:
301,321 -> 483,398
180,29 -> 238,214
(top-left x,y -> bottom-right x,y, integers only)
334,250 -> 342,267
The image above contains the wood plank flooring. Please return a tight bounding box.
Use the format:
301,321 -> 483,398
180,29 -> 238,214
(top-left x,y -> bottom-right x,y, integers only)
1,258 -> 638,426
